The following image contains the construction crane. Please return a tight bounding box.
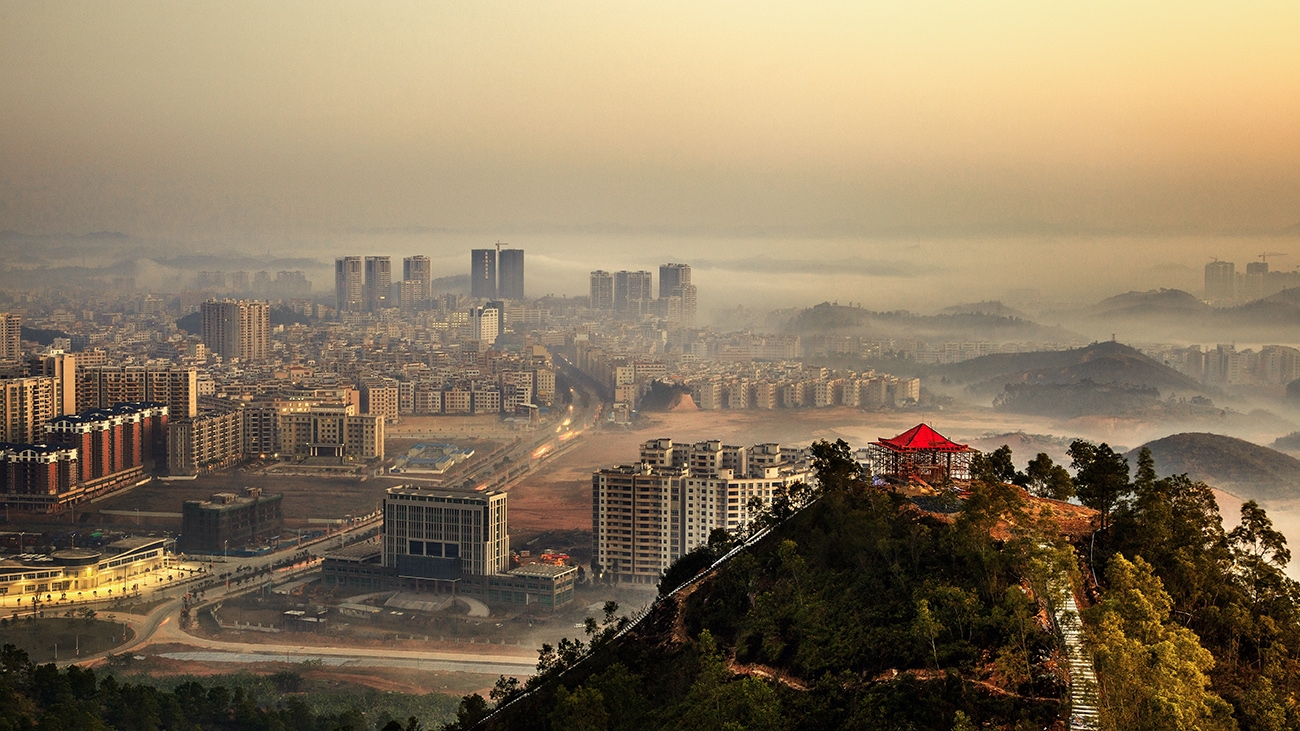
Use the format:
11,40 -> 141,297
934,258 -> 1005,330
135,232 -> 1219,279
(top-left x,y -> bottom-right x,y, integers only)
1259,251 -> 1288,263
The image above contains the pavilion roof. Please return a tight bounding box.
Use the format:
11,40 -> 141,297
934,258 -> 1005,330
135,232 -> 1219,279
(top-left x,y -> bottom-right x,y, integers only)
873,423 -> 970,453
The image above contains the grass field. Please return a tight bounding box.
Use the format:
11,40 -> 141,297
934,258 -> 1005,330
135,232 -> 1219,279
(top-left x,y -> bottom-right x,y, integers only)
0,616 -> 133,663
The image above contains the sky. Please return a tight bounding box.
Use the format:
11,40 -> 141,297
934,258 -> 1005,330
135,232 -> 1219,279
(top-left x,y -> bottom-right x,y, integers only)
3,1 -> 1299,245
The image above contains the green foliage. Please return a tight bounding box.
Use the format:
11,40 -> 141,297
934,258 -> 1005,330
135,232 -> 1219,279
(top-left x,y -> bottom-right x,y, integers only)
1069,439 -> 1131,529
1085,554 -> 1237,731
1025,452 -> 1074,501
0,648 -> 459,730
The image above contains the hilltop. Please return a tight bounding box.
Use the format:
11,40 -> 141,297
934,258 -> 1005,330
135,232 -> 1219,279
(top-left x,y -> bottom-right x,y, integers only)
1128,432 -> 1300,502
476,475 -> 1075,730
784,302 -> 1080,342
934,341 -> 1210,399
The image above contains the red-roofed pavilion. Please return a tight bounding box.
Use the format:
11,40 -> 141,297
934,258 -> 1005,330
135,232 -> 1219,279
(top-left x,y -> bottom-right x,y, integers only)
868,423 -> 976,482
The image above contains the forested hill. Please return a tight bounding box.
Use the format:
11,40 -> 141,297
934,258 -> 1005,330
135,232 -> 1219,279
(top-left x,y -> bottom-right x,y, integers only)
1130,432 -> 1300,501
934,340 -> 1211,398
472,449 -> 1076,731
782,301 -> 1080,342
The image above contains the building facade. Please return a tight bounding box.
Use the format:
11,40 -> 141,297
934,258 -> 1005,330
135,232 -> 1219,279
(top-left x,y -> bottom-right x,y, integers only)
180,487 -> 284,553
364,256 -> 392,312
0,313 -> 19,361
335,256 -> 364,312
279,406 -> 384,461
168,399 -> 244,476
403,255 -> 432,303
382,485 -> 510,590
78,365 -> 197,418
470,249 -> 497,299
593,438 -> 812,584
497,248 -> 525,300
201,300 -> 270,362
590,271 -> 614,311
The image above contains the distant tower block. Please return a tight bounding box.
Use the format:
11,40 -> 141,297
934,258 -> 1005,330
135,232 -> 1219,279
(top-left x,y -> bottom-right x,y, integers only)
1204,260 -> 1235,299
590,271 -> 614,311
471,249 -> 497,299
335,256 -> 364,312
403,256 -> 432,301
498,248 -> 525,300
364,256 -> 392,312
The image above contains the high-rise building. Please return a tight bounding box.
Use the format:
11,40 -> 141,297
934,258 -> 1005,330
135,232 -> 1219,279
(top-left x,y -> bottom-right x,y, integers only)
592,439 -> 811,584
590,271 -> 614,311
678,283 -> 698,328
200,300 -> 270,362
0,377 -> 67,443
0,314 -> 19,361
471,249 -> 497,299
498,248 -> 525,300
1245,261 -> 1269,301
1204,260 -> 1236,300
659,263 -> 691,301
403,255 -> 433,302
614,270 -> 653,316
79,365 -> 197,418
468,306 -> 500,345
364,256 -> 392,311
335,256 -> 364,312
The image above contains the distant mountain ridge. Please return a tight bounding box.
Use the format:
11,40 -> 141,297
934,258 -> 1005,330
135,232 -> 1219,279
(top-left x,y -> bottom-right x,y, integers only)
1130,432 -> 1300,502
784,302 -> 1080,342
934,341 -> 1211,398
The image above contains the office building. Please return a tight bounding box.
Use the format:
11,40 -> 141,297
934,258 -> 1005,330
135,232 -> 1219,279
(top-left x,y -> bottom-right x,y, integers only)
593,439 -> 811,584
471,249 -> 497,299
201,300 -> 270,362
0,313 -> 19,361
335,256 -> 364,312
0,537 -> 168,596
468,306 -> 499,345
79,365 -> 197,418
590,271 -> 614,311
498,248 -> 525,300
180,487 -> 284,554
615,270 -> 653,316
403,255 -> 433,303
364,256 -> 392,311
383,485 -> 510,587
279,406 -> 384,461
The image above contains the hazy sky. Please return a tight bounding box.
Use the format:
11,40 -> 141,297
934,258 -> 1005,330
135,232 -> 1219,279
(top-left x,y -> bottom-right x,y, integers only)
2,2 -> 1299,241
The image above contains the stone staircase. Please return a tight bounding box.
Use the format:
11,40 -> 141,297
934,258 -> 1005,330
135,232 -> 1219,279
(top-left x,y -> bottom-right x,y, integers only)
1051,583 -> 1102,730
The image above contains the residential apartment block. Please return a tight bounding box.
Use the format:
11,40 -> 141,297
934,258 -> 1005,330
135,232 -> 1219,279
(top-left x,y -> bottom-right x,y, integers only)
593,438 -> 812,585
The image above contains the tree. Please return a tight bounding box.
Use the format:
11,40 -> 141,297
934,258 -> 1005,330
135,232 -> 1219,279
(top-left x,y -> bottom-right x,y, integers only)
913,599 -> 942,669
811,438 -> 859,491
1229,500 -> 1292,605
1085,555 -> 1236,731
1025,452 -> 1074,501
548,685 -> 608,731
1068,440 -> 1130,530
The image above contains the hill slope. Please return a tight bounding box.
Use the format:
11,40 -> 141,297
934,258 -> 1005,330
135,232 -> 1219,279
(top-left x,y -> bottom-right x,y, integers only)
935,341 -> 1210,398
1129,432 -> 1300,502
480,487 -> 1068,730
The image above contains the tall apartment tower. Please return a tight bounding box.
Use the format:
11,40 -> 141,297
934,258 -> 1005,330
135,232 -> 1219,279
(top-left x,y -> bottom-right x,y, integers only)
498,248 -> 525,300
201,300 -> 270,362
0,313 -> 19,360
471,249 -> 497,299
1204,260 -> 1236,300
468,306 -> 500,345
590,271 -> 615,311
364,256 -> 392,311
335,256 -> 364,312
658,263 -> 690,301
615,270 -> 653,316
403,255 -> 433,302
